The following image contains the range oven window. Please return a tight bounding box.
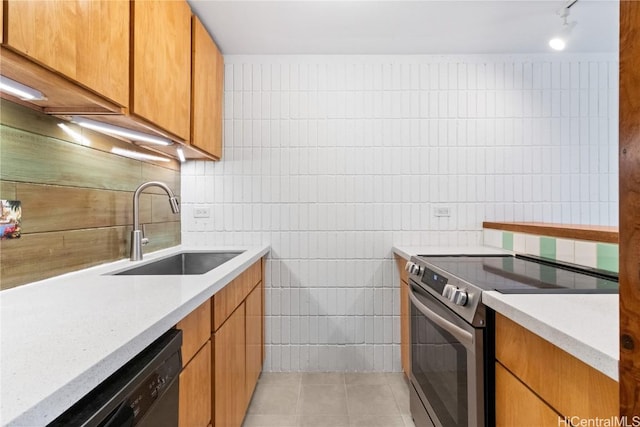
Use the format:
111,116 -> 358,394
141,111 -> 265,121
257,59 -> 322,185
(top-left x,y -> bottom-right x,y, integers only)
408,282 -> 485,427
411,299 -> 468,426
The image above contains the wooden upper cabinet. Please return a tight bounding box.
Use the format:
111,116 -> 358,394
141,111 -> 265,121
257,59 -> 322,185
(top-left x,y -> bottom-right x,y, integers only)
4,0 -> 129,107
191,16 -> 224,159
132,0 -> 191,141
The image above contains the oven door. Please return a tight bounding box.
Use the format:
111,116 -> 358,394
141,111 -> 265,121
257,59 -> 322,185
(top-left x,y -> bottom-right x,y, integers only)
409,282 -> 485,427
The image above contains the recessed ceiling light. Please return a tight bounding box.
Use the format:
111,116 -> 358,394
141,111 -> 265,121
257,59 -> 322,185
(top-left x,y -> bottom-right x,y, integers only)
71,116 -> 173,146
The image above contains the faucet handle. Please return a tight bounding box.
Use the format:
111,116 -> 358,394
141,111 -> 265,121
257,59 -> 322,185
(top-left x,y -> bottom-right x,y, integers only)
141,224 -> 149,245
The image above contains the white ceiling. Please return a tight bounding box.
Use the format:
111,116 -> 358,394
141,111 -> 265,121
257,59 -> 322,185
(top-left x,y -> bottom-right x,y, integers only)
187,0 -> 618,55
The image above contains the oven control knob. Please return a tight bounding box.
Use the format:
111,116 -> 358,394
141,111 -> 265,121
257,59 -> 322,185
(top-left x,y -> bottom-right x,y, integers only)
404,262 -> 423,276
442,284 -> 456,300
452,289 -> 468,306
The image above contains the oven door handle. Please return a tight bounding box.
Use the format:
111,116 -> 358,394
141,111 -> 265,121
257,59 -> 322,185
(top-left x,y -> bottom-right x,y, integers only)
409,286 -> 474,349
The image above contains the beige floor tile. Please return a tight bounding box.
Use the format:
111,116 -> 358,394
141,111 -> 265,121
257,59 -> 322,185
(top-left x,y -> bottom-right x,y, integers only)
299,415 -> 350,427
346,384 -> 400,416
388,381 -> 411,415
298,384 -> 349,415
242,414 -> 298,427
349,415 -> 406,426
248,383 -> 300,415
259,372 -> 302,386
302,372 -> 345,385
403,415 -> 416,427
384,372 -> 409,387
344,373 -> 388,385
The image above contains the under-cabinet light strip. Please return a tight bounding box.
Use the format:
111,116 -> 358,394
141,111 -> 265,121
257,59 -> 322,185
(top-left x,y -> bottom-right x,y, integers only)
176,147 -> 186,162
58,123 -> 91,146
111,147 -> 171,162
71,116 -> 173,146
0,76 -> 46,101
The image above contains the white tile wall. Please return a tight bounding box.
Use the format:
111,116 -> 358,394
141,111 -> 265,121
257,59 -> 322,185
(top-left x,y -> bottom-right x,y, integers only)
182,54 -> 618,372
483,228 -> 503,248
556,238 -> 576,264
575,240 -> 598,268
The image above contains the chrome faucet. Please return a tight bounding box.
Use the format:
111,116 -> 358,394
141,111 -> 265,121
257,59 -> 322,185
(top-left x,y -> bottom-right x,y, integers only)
130,181 -> 180,261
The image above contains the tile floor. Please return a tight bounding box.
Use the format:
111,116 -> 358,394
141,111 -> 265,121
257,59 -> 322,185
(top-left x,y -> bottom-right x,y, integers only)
242,372 -> 416,427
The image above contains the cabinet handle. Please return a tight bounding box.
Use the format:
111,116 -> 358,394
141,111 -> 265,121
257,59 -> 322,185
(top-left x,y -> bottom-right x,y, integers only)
409,286 -> 474,349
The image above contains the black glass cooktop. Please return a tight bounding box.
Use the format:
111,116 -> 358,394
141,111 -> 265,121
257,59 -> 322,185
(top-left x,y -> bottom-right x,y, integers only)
418,254 -> 618,294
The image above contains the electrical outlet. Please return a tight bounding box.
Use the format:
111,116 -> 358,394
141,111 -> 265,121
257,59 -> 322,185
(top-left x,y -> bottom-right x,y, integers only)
193,207 -> 211,218
434,206 -> 451,217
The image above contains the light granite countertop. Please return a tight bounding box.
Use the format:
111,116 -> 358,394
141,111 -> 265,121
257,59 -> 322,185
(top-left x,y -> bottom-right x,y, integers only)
392,245 -> 618,381
0,244 -> 270,426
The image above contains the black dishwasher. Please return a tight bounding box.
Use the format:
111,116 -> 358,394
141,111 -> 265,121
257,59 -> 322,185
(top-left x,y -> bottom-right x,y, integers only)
50,329 -> 182,427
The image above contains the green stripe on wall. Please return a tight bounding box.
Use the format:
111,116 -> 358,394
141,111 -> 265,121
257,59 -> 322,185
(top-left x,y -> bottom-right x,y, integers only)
502,232 -> 513,250
597,243 -> 619,273
540,237 -> 556,260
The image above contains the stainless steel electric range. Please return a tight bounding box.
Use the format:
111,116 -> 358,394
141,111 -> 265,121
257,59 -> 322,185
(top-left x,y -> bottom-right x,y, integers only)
403,254 -> 618,427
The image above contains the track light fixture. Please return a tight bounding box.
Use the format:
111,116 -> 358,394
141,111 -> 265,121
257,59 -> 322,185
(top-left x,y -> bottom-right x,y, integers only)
549,0 -> 578,51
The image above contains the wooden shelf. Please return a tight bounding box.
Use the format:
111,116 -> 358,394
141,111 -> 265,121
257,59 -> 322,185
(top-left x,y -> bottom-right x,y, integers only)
482,222 -> 619,244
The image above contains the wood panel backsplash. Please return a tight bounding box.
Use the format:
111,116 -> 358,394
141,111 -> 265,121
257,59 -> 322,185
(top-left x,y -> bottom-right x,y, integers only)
0,100 -> 181,290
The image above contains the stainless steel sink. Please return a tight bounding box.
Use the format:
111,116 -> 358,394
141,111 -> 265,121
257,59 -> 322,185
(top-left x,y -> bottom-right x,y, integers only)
112,251 -> 244,275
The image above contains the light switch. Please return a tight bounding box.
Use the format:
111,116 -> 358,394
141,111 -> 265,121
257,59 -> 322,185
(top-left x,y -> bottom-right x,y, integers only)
193,207 -> 210,218
434,206 -> 451,217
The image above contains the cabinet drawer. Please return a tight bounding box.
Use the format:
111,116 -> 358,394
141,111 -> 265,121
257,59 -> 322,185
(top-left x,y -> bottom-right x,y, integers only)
495,313 -> 618,419
495,362 -> 559,426
177,300 -> 211,364
212,260 -> 262,331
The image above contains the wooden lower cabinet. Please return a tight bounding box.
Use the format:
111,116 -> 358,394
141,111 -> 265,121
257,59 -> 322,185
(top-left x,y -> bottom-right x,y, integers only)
495,362 -> 559,426
177,258 -> 264,427
395,256 -> 410,377
495,313 -> 618,421
179,341 -> 212,427
245,282 -> 263,403
177,300 -> 211,364
177,300 -> 212,427
400,280 -> 410,376
214,303 -> 247,427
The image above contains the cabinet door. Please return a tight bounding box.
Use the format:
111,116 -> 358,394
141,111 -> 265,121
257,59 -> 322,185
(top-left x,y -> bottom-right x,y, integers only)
5,0 -> 129,107
179,341 -> 212,427
495,362 -> 559,426
245,281 -> 263,403
496,313 -> 618,419
400,280 -> 410,376
191,16 -> 224,159
132,0 -> 191,140
395,256 -> 410,377
214,304 -> 246,427
176,300 -> 211,364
